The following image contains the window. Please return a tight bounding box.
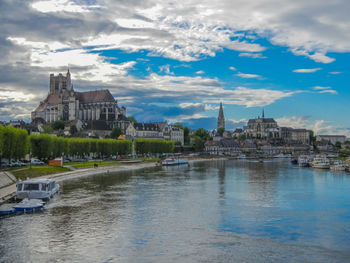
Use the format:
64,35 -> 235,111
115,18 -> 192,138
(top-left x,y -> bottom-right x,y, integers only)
17,184 -> 22,191
23,184 -> 39,191
41,184 -> 47,191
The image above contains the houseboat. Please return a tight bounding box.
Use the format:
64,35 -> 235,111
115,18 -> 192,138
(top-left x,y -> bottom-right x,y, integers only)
330,160 -> 346,171
311,155 -> 330,169
16,178 -> 60,201
162,157 -> 189,166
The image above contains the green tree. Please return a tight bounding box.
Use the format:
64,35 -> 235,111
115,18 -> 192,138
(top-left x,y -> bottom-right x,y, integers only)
335,141 -> 342,149
217,127 -> 225,136
2,126 -> 16,160
127,116 -> 137,123
13,129 -> 29,160
0,125 -> 4,157
111,127 -> 122,139
30,134 -> 53,160
70,125 -> 78,136
51,120 -> 65,130
237,134 -> 246,141
309,130 -> 316,145
194,128 -> 211,141
42,124 -> 53,134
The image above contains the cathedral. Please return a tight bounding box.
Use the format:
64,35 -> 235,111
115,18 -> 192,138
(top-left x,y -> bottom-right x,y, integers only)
31,70 -> 126,124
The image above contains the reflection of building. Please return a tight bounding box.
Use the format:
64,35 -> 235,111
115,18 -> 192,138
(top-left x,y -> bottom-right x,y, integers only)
245,110 -> 279,139
217,102 -> 225,130
126,122 -> 184,145
31,70 -> 126,124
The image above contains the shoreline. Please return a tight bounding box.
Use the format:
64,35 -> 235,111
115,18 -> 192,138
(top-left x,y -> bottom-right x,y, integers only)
0,157 -> 229,204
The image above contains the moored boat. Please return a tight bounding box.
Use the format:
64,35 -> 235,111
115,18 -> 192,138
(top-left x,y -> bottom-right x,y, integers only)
330,160 -> 346,171
162,158 -> 189,166
13,198 -> 45,212
311,155 -> 330,169
0,204 -> 15,216
298,155 -> 310,167
16,178 -> 60,201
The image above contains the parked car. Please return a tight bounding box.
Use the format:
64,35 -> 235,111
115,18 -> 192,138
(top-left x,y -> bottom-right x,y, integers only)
31,159 -> 44,165
1,160 -> 9,167
10,161 -> 26,167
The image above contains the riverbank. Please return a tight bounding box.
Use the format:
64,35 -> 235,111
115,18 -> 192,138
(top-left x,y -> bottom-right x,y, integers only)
0,157 -> 229,204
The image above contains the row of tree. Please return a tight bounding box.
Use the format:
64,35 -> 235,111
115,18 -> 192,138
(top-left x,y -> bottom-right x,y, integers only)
0,126 -> 177,161
135,139 -> 174,155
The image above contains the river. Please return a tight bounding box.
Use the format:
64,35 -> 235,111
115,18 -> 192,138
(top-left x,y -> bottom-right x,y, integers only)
1,159 -> 350,262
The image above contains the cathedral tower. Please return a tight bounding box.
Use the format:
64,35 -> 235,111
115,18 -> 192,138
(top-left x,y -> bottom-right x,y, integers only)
217,102 -> 225,130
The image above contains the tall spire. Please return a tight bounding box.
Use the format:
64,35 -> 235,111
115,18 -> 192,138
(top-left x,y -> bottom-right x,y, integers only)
262,108 -> 265,118
217,102 -> 225,130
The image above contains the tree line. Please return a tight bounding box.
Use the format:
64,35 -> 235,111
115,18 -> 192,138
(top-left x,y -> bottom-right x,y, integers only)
0,126 -> 177,161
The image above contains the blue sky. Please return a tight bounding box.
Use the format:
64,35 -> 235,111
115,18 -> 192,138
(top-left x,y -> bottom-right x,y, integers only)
0,0 -> 349,136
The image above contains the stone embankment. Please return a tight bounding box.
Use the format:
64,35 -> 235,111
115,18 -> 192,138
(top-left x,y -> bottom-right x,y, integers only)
0,172 -> 17,204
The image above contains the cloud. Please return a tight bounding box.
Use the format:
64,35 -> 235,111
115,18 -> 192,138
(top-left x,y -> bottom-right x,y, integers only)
238,53 -> 266,59
319,90 -> 338,94
276,116 -> 350,137
236,72 -> 262,79
31,0 -> 101,13
313,86 -> 330,90
159,64 -> 173,75
293,68 -> 321,73
195,70 -> 205,74
229,66 -> 236,71
329,71 -> 341,75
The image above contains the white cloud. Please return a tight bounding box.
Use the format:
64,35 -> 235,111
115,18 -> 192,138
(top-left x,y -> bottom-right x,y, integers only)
238,53 -> 266,59
236,72 -> 262,79
196,70 -> 205,74
293,68 -> 321,73
276,116 -> 350,137
229,66 -> 237,71
313,86 -> 330,90
31,0 -> 100,13
329,71 -> 342,75
319,90 -> 338,94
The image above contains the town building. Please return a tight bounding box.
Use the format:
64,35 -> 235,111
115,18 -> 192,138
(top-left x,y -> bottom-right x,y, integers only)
316,135 -> 347,145
279,127 -> 310,145
125,122 -> 184,145
244,110 -> 279,139
31,70 -> 127,125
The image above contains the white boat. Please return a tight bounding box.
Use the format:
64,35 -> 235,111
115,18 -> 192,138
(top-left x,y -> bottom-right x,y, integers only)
330,160 -> 346,171
274,153 -> 292,158
237,154 -> 246,159
162,158 -> 189,166
298,155 -> 310,167
16,178 -> 60,200
13,198 -> 45,212
311,155 -> 330,169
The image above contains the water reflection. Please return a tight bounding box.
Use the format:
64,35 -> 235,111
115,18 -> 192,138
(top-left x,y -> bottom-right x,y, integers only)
1,160 -> 350,262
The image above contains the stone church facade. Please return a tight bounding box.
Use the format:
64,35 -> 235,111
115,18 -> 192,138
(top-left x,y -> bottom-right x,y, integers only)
31,70 -> 127,125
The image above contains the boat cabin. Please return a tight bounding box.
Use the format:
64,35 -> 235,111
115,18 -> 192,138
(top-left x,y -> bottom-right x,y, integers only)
16,179 -> 59,200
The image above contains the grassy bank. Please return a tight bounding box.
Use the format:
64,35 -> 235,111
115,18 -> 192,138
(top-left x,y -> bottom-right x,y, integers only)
11,166 -> 71,180
68,161 -> 121,169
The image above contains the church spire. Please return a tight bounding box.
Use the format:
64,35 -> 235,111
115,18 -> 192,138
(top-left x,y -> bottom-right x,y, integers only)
217,102 -> 225,130
262,108 -> 265,118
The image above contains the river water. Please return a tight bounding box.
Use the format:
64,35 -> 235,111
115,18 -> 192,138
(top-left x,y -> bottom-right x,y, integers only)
1,159 -> 350,262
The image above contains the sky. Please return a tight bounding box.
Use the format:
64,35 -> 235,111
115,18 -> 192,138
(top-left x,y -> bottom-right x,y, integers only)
0,0 -> 349,136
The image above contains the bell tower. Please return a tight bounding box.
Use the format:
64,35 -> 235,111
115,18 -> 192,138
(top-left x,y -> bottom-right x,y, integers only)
217,102 -> 225,130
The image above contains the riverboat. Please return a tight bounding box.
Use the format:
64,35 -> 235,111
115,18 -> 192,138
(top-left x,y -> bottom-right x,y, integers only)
0,204 -> 15,216
274,153 -> 292,158
13,198 -> 45,212
311,155 -> 330,169
298,155 -> 310,167
330,160 -> 346,171
162,158 -> 189,166
16,178 -> 60,201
